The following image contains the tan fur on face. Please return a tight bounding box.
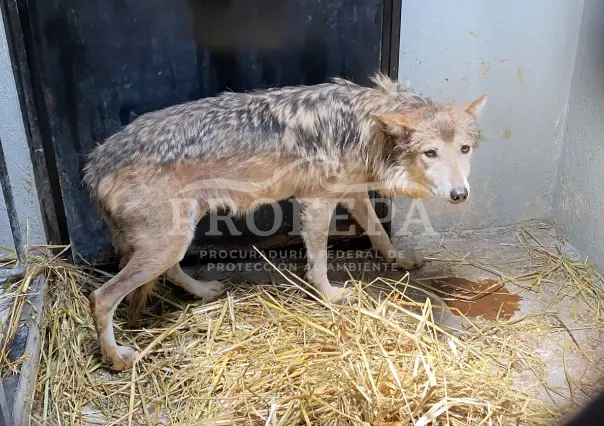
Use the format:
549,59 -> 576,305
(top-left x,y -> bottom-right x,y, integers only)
371,94 -> 488,201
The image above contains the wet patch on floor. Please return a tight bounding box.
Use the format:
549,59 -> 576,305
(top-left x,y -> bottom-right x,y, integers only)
418,277 -> 521,320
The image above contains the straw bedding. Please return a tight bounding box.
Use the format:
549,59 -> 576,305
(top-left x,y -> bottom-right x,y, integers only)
0,238 -> 602,425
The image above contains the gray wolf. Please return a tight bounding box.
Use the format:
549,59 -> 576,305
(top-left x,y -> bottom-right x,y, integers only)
84,74 -> 488,370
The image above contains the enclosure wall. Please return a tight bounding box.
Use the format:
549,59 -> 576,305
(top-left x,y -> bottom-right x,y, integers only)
553,0 -> 604,271
393,0 -> 584,235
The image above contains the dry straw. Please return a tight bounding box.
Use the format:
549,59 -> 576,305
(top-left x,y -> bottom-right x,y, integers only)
1,235 -> 599,425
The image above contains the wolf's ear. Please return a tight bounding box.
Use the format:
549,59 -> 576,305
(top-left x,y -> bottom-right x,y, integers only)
372,110 -> 423,137
464,93 -> 489,117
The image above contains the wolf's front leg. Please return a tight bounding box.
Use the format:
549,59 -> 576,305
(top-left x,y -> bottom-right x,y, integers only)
346,191 -> 424,270
299,198 -> 350,302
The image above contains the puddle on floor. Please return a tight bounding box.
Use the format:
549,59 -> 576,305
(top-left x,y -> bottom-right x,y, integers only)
421,277 -> 521,320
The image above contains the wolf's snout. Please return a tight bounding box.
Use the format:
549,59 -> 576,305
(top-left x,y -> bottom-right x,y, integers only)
450,187 -> 468,203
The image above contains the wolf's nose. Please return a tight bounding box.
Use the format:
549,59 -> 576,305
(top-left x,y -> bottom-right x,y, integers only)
450,187 -> 468,202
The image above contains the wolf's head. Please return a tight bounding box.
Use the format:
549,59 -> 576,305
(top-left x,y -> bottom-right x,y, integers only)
373,93 -> 488,204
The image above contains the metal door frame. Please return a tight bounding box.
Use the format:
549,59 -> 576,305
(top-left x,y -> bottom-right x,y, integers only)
0,0 -> 67,246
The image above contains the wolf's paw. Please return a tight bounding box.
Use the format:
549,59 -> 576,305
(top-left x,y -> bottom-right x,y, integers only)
322,286 -> 352,304
105,345 -> 136,372
394,254 -> 424,270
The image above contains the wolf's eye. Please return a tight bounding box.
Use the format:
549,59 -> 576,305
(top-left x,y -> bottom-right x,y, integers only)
424,150 -> 437,158
461,145 -> 471,154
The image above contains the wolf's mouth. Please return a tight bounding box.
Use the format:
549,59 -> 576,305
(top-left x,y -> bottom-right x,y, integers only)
447,197 -> 467,205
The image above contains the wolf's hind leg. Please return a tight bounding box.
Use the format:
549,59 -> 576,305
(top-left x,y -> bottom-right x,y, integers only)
89,175 -> 202,370
165,264 -> 224,298
89,236 -> 190,371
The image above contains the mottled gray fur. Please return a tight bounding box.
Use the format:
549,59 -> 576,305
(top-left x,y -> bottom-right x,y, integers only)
84,74 -> 435,194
